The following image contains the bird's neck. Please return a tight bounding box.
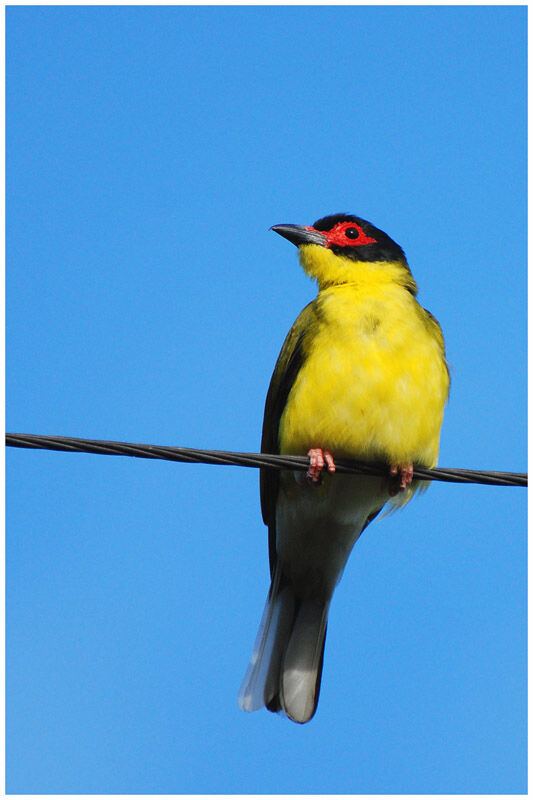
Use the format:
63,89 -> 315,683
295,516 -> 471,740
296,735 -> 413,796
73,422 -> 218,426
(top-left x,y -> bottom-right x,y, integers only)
299,244 -> 418,295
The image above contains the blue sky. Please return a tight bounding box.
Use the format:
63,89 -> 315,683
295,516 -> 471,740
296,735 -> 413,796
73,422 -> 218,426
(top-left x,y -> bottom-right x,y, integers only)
6,5 -> 526,794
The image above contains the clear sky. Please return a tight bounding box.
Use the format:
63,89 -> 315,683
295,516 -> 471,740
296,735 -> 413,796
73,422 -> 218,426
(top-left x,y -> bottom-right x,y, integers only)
6,5 -> 526,794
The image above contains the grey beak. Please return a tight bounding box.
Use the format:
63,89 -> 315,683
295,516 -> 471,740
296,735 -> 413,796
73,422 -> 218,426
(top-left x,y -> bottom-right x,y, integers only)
271,224 -> 327,247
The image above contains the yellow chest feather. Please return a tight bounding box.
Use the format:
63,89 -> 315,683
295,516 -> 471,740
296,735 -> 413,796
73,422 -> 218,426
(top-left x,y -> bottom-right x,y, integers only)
279,282 -> 448,466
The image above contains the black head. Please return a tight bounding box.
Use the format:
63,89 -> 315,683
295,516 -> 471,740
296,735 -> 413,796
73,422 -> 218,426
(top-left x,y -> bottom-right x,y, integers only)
272,213 -> 407,265
311,213 -> 407,263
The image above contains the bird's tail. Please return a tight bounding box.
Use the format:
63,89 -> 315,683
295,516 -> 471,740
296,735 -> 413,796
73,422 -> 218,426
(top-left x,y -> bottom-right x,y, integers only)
238,564 -> 329,724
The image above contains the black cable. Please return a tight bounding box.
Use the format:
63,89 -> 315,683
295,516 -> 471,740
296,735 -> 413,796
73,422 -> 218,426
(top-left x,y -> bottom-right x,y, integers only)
5,432 -> 527,487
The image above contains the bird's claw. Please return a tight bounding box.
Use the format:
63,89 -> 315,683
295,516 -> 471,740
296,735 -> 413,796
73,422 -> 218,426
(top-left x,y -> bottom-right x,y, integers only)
306,448 -> 336,485
389,463 -> 414,496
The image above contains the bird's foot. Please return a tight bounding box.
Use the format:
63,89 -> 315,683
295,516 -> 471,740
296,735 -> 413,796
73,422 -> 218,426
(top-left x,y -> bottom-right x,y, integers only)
306,448 -> 336,485
388,463 -> 414,496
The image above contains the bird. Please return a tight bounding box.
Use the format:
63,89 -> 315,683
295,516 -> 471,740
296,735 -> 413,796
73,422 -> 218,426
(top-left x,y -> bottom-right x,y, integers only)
238,213 -> 449,724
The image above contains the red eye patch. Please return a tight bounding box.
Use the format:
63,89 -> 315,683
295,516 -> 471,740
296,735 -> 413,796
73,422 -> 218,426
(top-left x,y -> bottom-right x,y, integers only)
311,221 -> 377,248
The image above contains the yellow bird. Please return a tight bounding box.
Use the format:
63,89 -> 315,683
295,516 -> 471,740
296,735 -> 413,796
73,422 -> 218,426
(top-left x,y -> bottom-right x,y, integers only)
238,213 -> 449,723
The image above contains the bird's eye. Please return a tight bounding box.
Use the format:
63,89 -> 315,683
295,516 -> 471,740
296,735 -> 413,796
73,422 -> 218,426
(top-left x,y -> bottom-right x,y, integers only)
344,227 -> 360,240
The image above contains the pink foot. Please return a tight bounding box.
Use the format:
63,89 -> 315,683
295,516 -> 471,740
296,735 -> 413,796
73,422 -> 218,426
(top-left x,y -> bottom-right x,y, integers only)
306,448 -> 336,485
389,463 -> 414,496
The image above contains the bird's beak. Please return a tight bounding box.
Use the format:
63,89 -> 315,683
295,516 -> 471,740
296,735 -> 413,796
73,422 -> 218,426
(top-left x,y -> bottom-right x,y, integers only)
271,224 -> 328,248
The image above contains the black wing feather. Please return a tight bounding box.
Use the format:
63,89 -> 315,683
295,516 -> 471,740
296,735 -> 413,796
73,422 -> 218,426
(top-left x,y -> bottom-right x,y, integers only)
259,302 -> 318,576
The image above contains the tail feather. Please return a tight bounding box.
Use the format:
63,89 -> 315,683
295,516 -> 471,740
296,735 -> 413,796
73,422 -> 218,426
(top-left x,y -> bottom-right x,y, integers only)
238,565 -> 329,723
263,585 -> 295,709
280,598 -> 329,723
238,566 -> 287,712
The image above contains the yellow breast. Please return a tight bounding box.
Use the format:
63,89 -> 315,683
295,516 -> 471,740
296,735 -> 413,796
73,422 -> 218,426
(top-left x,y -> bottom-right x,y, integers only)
279,279 -> 448,467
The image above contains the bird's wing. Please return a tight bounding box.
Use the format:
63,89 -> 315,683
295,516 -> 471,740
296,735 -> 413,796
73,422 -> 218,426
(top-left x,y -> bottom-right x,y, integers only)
260,301 -> 319,575
421,306 -> 450,397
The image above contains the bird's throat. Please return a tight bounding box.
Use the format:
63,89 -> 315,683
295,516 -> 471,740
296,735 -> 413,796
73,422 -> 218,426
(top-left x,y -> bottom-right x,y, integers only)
299,244 -> 417,294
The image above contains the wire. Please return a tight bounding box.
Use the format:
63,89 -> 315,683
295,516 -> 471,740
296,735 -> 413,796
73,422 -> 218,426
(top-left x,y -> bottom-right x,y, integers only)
5,432 -> 527,487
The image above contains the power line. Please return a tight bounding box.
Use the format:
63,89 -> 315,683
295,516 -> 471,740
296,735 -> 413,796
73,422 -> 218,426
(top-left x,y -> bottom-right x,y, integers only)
6,432 -> 527,487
